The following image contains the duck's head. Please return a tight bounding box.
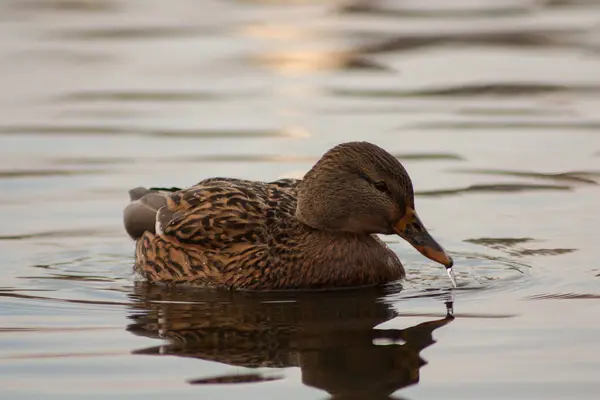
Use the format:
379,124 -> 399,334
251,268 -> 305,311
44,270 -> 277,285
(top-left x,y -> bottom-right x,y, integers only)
296,141 -> 453,269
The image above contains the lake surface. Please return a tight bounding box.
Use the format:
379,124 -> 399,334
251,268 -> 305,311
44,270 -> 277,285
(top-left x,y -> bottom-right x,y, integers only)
1,0 -> 600,398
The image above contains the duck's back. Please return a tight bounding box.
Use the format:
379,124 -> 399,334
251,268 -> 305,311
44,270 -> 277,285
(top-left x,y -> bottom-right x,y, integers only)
126,177 -> 302,288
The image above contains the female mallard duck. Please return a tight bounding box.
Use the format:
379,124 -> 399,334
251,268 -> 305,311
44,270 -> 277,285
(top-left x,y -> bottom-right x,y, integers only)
124,141 -> 454,290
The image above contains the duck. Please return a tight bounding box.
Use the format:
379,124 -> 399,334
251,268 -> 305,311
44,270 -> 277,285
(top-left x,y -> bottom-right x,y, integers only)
123,141 -> 453,290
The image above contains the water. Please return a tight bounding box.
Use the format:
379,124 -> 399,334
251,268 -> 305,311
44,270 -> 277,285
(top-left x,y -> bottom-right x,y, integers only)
1,0 -> 599,398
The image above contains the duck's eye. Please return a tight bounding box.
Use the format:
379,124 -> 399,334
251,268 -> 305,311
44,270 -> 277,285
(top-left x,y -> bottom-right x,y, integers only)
374,181 -> 389,193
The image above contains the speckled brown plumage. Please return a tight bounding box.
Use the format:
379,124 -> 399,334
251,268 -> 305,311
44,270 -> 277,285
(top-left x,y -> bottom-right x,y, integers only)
124,142 -> 453,290
132,177 -> 403,290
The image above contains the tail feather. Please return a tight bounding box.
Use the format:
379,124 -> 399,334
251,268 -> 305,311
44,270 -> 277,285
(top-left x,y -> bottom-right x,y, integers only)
123,187 -> 168,240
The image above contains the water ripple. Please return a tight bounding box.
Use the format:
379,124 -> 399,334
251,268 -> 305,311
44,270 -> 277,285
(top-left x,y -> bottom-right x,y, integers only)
465,237 -> 577,258
527,292 -> 600,300
51,25 -> 218,41
0,228 -> 119,241
452,168 -> 600,185
58,90 -> 233,103
0,168 -> 106,178
187,373 -> 284,386
340,2 -> 536,18
0,125 -> 294,138
416,183 -> 572,197
330,83 -> 600,98
410,120 -> 600,131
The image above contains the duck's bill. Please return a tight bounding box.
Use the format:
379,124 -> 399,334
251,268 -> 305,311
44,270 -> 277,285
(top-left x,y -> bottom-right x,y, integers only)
392,208 -> 454,269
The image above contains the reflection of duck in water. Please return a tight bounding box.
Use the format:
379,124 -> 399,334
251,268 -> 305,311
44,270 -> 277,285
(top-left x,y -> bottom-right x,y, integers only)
124,142 -> 454,290
127,284 -> 454,399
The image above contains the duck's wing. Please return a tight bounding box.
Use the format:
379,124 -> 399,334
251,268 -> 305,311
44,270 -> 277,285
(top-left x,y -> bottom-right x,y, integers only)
123,179 -> 269,244
158,178 -> 271,250
127,178 -> 300,287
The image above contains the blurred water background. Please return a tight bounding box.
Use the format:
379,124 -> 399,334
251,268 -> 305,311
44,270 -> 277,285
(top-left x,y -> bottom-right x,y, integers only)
1,0 -> 600,399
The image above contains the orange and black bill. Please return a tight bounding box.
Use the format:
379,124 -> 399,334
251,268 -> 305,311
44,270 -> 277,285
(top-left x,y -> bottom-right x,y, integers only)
392,208 -> 454,269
